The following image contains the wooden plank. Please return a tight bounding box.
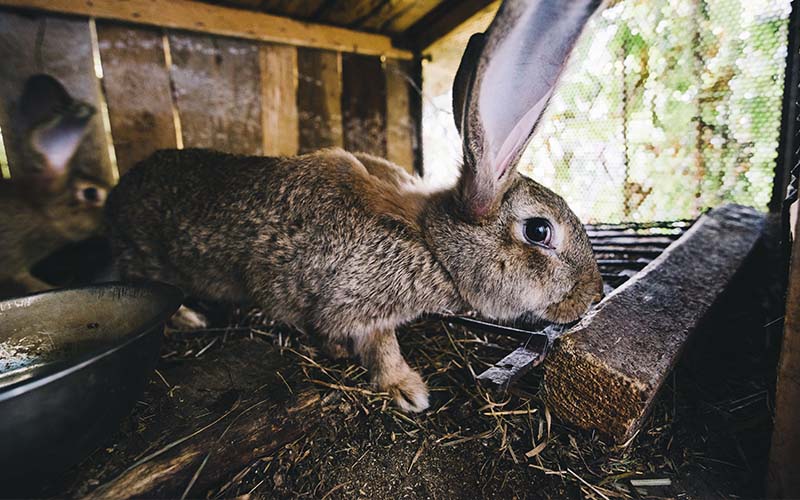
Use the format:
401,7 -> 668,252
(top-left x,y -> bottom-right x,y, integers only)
341,53 -> 386,157
259,44 -> 298,156
296,48 -> 342,154
167,32 -> 262,155
96,22 -> 177,175
361,1 -> 441,34
0,10 -> 113,182
52,337 -> 321,498
399,0 -> 497,51
255,0 -> 326,19
768,202 -> 800,498
543,204 -> 765,443
384,58 -> 416,172
477,344 -> 547,391
313,0 -> 387,28
0,0 -> 413,59
86,392 -> 316,498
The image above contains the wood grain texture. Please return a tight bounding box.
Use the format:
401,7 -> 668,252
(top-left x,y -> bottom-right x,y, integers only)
167,32 -> 262,155
341,53 -> 386,157
259,44 -> 298,156
73,339 -> 320,499
0,0 -> 412,59
297,48 -> 342,154
384,58 -> 416,172
184,0 -> 439,36
96,22 -> 177,175
359,0 -> 441,34
401,0 -> 497,50
767,204 -> 800,498
544,204 -> 765,443
0,10 -> 113,182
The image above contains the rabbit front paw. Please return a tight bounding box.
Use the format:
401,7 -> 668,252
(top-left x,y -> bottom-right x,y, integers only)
323,339 -> 351,360
170,305 -> 208,330
376,366 -> 430,413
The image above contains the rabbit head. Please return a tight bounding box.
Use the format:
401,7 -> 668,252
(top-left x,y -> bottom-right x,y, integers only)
426,0 -> 604,324
13,74 -> 109,237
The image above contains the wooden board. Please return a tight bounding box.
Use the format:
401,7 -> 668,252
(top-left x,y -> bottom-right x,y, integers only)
384,58 -> 416,172
360,1 -> 441,34
296,48 -> 342,154
96,22 -> 177,175
167,32 -> 262,155
768,202 -> 800,497
259,44 -> 298,156
0,0 -> 412,59
544,204 -> 765,443
341,53 -> 386,157
401,0 -> 497,51
24,337 -> 322,499
0,10 -> 114,182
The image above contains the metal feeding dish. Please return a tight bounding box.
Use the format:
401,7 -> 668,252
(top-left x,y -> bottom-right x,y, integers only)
0,282 -> 182,484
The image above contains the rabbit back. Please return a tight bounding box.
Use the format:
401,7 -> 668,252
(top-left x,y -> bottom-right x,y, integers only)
107,148 -> 462,334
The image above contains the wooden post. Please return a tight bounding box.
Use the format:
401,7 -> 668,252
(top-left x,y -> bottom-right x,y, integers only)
96,22 -> 178,175
544,204 -> 765,443
767,206 -> 800,498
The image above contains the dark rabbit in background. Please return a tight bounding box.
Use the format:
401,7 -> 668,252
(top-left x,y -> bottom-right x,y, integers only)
0,75 -> 110,297
106,0 -> 604,412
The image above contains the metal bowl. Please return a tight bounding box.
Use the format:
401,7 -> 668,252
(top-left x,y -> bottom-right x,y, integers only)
0,282 -> 182,484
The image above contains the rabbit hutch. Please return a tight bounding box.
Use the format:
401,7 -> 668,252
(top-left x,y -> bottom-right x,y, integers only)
1,0 -> 799,498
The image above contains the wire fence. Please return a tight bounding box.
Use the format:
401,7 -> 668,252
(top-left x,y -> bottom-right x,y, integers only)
423,0 -> 793,223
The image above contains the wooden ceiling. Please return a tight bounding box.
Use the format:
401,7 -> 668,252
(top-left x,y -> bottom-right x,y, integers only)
199,0 -> 496,50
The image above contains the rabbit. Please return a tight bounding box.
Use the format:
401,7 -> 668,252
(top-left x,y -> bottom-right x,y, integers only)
106,0 -> 604,412
0,74 -> 111,298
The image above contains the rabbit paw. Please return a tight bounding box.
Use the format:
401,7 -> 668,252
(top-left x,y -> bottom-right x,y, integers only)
378,367 -> 430,413
323,340 -> 351,360
170,305 -> 208,330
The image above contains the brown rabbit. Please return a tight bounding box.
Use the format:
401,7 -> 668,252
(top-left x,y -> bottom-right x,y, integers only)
0,74 -> 110,297
106,0 -> 604,412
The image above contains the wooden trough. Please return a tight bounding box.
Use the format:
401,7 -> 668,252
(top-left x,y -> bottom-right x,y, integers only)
478,204 -> 766,443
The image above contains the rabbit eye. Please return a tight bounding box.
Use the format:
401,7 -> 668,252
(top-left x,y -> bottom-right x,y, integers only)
82,187 -> 99,202
75,185 -> 106,206
523,218 -> 553,248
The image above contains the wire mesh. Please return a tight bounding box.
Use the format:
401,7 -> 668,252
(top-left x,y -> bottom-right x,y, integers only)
423,0 -> 793,223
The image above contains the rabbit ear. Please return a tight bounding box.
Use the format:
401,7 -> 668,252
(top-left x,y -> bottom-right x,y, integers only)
455,0 -> 601,219
452,32 -> 485,137
19,74 -> 95,177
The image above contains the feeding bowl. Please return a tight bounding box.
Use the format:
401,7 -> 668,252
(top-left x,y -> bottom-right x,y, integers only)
0,282 -> 182,484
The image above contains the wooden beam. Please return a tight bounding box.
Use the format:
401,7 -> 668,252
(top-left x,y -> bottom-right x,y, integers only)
768,207 -> 800,496
398,0 -> 496,51
0,0 -> 413,59
385,58 -> 416,173
86,392 -> 318,498
341,53 -> 387,157
96,22 -> 178,175
167,32 -> 263,155
544,204 -> 765,443
297,48 -> 343,154
259,44 -> 299,156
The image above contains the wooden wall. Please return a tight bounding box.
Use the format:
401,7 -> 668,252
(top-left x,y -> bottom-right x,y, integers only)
0,8 -> 420,183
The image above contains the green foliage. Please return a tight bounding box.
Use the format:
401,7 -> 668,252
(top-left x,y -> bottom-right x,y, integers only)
520,0 -> 792,223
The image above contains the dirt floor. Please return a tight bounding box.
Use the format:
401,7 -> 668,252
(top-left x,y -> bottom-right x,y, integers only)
22,245 -> 779,500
